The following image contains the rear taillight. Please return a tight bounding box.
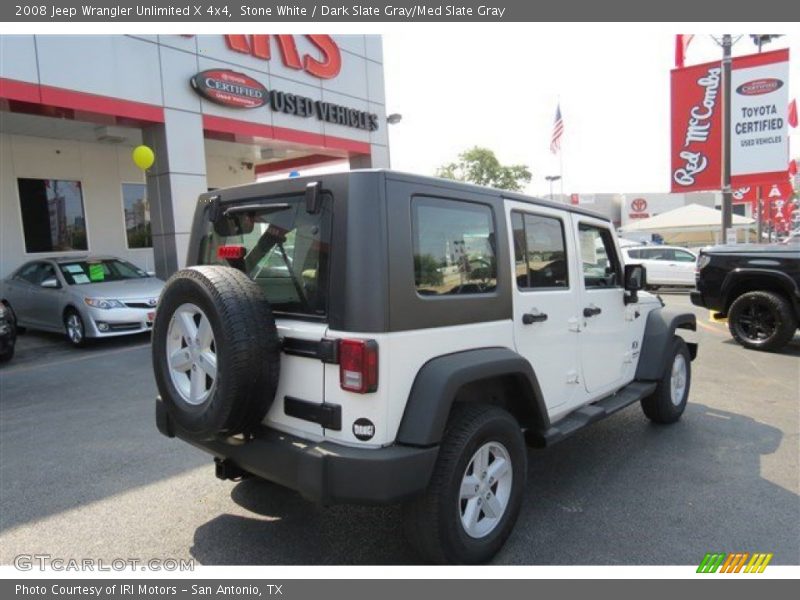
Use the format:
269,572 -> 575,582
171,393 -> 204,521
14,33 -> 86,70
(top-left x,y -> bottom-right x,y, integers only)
339,339 -> 378,393
217,245 -> 246,260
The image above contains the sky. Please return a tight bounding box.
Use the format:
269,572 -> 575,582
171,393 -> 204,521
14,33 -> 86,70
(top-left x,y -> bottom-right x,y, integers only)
381,29 -> 799,198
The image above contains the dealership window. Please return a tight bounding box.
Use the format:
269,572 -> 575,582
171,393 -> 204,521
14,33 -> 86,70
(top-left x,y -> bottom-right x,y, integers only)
412,197 -> 497,296
511,212 -> 569,289
17,178 -> 88,253
122,183 -> 151,248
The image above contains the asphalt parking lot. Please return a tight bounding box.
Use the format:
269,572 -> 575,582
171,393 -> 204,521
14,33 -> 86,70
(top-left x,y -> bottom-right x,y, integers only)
0,293 -> 798,566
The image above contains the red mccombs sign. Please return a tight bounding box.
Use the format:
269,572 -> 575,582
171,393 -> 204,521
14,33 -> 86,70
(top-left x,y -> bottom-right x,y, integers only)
670,48 -> 790,193
224,34 -> 341,79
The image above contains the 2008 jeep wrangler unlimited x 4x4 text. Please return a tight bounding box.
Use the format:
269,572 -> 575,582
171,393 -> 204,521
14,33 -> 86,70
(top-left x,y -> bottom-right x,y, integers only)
153,170 -> 697,564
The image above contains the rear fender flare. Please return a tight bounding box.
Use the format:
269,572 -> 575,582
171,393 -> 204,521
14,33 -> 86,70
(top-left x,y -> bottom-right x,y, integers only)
395,347 -> 549,447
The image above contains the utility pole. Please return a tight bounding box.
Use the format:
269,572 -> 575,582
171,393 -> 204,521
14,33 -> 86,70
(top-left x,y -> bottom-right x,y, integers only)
721,34 -> 733,242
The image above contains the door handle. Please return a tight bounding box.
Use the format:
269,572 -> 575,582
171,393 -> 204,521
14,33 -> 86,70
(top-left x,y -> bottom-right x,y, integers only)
583,305 -> 602,318
522,312 -> 548,325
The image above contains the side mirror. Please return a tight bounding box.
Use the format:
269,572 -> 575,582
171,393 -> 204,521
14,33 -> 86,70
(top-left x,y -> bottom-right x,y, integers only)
623,264 -> 645,304
41,277 -> 60,289
305,181 -> 322,214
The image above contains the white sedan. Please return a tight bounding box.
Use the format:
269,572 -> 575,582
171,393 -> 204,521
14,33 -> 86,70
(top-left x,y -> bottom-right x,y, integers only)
621,246 -> 697,289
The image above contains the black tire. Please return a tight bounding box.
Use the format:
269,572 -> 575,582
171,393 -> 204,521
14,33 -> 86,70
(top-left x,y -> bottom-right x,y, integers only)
727,291 -> 797,352
152,266 -> 280,438
641,336 -> 691,424
64,309 -> 87,347
0,344 -> 14,363
4,303 -> 25,334
402,404 -> 527,564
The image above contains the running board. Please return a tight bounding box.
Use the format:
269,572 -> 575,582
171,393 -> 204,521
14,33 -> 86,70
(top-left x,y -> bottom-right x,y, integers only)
526,381 -> 658,448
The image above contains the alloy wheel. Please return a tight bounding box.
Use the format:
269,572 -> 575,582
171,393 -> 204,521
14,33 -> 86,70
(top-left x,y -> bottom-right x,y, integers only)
458,441 -> 513,539
166,303 -> 218,406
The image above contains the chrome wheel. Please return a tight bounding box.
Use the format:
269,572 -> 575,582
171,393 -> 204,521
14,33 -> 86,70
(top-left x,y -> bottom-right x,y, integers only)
670,353 -> 687,406
166,303 -> 217,406
66,313 -> 83,345
458,441 -> 513,539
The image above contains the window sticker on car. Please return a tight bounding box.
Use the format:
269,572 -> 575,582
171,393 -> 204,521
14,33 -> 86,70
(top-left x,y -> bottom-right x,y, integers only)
579,231 -> 598,264
88,264 -> 105,281
64,264 -> 84,274
72,274 -> 90,284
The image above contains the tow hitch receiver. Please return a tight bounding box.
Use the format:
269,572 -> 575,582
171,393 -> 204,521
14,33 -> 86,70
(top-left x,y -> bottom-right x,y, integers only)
214,457 -> 250,481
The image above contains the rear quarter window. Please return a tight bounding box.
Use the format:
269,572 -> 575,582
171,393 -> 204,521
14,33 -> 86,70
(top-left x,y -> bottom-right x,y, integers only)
411,196 -> 497,296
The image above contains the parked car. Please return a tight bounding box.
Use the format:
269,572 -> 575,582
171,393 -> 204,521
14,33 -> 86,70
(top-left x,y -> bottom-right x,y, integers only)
621,245 -> 697,289
1,256 -> 164,347
692,243 -> 800,351
153,171 -> 697,564
0,302 -> 16,362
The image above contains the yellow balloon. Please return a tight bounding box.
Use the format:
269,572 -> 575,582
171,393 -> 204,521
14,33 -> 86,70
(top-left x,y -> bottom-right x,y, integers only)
132,145 -> 155,171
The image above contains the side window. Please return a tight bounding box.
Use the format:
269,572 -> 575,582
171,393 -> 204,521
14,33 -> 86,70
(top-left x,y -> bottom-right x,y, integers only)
578,224 -> 621,289
674,250 -> 696,262
511,211 -> 568,289
626,248 -> 641,259
39,263 -> 58,284
15,263 -> 42,284
412,197 -> 497,296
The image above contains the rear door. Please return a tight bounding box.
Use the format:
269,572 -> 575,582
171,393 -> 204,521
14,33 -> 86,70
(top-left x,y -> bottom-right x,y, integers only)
6,262 -> 44,326
572,216 -> 631,396
669,248 -> 698,285
506,201 -> 583,415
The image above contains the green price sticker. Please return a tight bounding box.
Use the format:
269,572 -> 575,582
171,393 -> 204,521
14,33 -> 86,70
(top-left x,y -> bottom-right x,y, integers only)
88,264 -> 105,282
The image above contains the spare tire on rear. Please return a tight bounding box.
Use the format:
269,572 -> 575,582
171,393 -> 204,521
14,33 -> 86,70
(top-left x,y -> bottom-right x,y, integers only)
152,265 -> 280,438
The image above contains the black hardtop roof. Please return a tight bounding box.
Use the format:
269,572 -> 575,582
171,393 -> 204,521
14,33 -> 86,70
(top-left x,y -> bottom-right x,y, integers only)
204,169 -> 611,222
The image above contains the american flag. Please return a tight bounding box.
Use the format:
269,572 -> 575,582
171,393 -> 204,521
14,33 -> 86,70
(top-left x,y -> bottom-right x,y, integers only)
550,104 -> 564,154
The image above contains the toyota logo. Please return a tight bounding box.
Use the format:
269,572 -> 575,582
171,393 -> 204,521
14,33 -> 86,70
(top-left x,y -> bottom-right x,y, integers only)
631,198 -> 648,213
148,298 -> 157,307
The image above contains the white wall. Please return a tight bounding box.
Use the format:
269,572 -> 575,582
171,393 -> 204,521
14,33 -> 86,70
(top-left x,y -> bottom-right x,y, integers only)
0,133 -> 155,278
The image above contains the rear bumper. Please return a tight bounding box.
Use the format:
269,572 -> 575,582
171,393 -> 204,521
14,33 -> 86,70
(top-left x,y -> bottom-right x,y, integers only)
690,290 -> 706,308
156,397 -> 438,505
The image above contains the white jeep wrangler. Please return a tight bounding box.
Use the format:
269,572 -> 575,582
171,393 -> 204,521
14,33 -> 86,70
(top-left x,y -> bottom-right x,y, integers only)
153,170 -> 697,564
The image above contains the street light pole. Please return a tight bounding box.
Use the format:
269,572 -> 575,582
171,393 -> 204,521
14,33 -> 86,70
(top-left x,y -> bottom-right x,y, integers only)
721,34 -> 734,243
545,175 -> 561,201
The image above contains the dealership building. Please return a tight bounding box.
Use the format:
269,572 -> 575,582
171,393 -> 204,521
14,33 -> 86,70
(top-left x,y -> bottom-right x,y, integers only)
0,34 -> 388,278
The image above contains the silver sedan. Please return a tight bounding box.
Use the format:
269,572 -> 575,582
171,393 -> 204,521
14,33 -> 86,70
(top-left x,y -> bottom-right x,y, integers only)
1,256 -> 164,347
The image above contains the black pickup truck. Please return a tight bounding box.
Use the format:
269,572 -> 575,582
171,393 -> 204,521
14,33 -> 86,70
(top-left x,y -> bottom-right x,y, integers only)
692,243 -> 800,351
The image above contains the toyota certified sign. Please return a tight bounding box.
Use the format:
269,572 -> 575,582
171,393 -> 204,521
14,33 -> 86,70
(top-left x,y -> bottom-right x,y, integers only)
190,69 -> 267,109
730,49 -> 790,186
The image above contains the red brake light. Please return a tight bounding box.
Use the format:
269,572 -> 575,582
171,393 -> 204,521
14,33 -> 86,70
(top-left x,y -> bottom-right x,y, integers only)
217,245 -> 246,260
339,339 -> 378,394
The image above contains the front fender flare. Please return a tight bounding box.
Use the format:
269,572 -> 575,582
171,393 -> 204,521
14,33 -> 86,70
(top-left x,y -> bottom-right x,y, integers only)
635,308 -> 697,381
395,347 -> 548,447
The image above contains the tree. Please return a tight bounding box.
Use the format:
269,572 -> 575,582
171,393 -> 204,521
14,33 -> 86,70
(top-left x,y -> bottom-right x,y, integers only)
436,147 -> 532,192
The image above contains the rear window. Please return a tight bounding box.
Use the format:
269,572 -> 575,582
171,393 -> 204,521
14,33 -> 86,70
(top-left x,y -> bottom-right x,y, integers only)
201,195 -> 331,318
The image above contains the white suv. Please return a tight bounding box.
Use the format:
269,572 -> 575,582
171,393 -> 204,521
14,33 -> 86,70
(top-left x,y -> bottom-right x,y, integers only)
621,245 -> 697,289
152,171 -> 698,564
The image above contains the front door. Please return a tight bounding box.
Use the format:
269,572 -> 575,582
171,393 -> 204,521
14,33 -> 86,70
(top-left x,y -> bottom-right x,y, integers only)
506,201 -> 582,416
573,216 -> 630,396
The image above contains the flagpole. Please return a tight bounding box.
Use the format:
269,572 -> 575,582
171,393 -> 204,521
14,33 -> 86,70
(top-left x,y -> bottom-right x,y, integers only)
558,96 -> 563,201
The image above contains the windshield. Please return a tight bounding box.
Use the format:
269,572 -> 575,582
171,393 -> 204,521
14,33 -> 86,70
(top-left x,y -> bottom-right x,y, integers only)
200,194 -> 332,318
59,259 -> 149,285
